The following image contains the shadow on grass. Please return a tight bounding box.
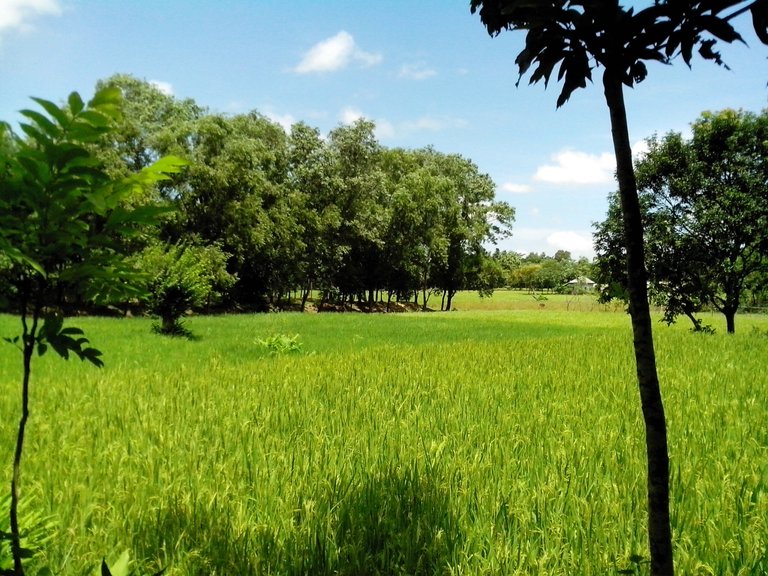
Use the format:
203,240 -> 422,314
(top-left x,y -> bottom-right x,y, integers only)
291,462 -> 465,575
132,462 -> 465,575
150,320 -> 201,341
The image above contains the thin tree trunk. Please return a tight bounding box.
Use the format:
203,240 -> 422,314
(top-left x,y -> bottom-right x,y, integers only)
604,70 -> 674,576
11,309 -> 38,576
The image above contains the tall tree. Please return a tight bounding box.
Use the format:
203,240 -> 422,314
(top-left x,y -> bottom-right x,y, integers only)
176,112 -> 295,306
470,1 -> 768,573
95,74 -> 204,176
595,109 -> 768,333
325,120 -> 388,304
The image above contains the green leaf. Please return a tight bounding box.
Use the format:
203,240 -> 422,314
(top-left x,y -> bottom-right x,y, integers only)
29,97 -> 70,128
2,247 -> 47,277
19,122 -> 51,146
76,109 -> 113,129
88,86 -> 122,109
67,92 -> 85,115
145,155 -> 189,177
101,550 -> 130,576
19,109 -> 62,139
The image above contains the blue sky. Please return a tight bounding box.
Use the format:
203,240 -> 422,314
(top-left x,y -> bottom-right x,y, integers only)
1,0 -> 766,258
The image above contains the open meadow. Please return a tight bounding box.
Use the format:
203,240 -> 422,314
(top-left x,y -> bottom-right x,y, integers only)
1,293 -> 767,575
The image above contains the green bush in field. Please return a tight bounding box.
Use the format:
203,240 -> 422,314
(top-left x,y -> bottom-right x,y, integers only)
136,241 -> 235,336
255,333 -> 304,355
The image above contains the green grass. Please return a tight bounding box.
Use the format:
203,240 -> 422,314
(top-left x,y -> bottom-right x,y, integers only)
0,302 -> 766,575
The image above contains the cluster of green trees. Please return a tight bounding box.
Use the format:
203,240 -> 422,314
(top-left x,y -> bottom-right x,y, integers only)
594,108 -> 768,334
82,74 -> 515,317
491,249 -> 594,291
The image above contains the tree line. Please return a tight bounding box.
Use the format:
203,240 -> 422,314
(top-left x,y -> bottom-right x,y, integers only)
94,74 -> 517,322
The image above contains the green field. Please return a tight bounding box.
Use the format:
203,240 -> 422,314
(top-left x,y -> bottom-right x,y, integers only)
1,297 -> 766,575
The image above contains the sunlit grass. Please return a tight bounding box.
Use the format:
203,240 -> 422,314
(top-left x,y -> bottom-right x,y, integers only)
0,303 -> 766,575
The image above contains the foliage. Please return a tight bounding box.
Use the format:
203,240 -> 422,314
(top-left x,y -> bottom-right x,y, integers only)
0,494 -> 56,576
0,87 -> 186,575
91,76 -> 515,310
255,333 -> 304,355
136,241 -> 235,335
594,109 -> 768,334
470,1 -> 766,107
99,551 -> 164,576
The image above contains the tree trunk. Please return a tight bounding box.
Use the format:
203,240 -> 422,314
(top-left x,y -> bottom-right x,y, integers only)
11,313 -> 38,576
604,70 -> 674,576
446,289 -> 456,311
724,308 -> 736,334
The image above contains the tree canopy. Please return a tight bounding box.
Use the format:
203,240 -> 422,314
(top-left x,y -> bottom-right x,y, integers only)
71,75 -> 516,312
595,108 -> 768,333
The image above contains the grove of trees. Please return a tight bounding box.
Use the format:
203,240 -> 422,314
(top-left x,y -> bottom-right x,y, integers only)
85,74 -> 516,316
594,108 -> 768,334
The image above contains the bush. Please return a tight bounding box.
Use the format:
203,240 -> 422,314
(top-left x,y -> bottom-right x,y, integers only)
136,241 -> 236,335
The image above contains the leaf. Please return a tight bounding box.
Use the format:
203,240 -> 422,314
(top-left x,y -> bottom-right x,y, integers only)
18,109 -> 62,139
88,86 -> 122,109
67,92 -> 85,115
2,247 -> 47,277
102,550 -> 130,576
76,109 -> 114,129
19,122 -> 51,147
697,14 -> 742,43
751,0 -> 768,45
79,346 -> 104,368
29,97 -> 70,127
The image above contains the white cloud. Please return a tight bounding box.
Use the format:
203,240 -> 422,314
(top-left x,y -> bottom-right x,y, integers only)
294,30 -> 382,74
339,106 -> 364,124
546,231 -> 594,256
399,62 -> 436,80
334,109 -> 466,140
500,182 -> 532,194
0,0 -> 61,35
497,227 -> 595,258
149,80 -> 174,96
401,116 -> 468,133
265,110 -> 297,132
632,139 -> 649,160
530,207 -> 540,217
534,150 -> 615,185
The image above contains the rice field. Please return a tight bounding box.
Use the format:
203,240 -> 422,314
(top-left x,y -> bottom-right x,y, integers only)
0,297 -> 766,575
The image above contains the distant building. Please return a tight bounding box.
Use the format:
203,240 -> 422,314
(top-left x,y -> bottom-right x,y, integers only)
565,276 -> 596,293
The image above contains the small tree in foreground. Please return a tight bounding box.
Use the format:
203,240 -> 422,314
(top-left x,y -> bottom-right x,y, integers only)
0,88 -> 185,575
136,240 -> 236,335
470,1 -> 767,574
